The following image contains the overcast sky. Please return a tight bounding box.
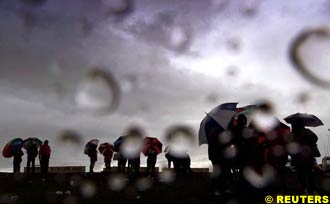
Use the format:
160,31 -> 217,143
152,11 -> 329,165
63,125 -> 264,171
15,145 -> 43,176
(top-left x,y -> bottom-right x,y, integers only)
0,0 -> 330,172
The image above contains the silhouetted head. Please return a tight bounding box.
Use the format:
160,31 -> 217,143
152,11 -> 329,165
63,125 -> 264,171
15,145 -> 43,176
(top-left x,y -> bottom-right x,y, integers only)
237,114 -> 247,128
44,140 -> 49,145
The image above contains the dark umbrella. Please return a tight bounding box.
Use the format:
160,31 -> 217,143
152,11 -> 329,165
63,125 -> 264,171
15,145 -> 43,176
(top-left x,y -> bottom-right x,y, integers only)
113,136 -> 128,152
98,143 -> 114,155
142,137 -> 163,156
84,139 -> 99,155
284,113 -> 324,127
22,138 -> 42,150
2,138 -> 23,158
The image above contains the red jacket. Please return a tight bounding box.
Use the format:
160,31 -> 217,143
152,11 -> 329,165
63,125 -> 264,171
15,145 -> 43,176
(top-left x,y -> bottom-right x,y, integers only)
39,144 -> 51,158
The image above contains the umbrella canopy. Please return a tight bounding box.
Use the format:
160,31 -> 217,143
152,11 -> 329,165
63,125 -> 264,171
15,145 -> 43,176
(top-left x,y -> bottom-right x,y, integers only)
113,136 -> 128,152
98,143 -> 114,155
84,139 -> 99,155
22,138 -> 42,150
199,103 -> 258,145
199,102 -> 238,145
284,113 -> 324,127
2,138 -> 23,158
142,137 -> 163,156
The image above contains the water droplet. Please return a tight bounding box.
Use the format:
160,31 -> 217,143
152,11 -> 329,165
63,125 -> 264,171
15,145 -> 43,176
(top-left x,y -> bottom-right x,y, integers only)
75,68 -> 120,114
289,27 -> 330,88
218,130 -> 232,144
135,177 -> 153,191
271,145 -> 285,157
226,37 -> 241,52
297,92 -> 310,104
210,164 -> 222,178
55,191 -> 64,195
240,0 -> 259,17
108,174 -> 129,191
251,112 -> 279,132
159,168 -> 175,184
167,25 -> 191,52
80,181 -> 97,198
165,125 -> 195,158
243,165 -> 275,188
206,93 -> 219,103
102,0 -> 133,16
224,144 -> 237,159
286,142 -> 300,155
57,130 -> 83,145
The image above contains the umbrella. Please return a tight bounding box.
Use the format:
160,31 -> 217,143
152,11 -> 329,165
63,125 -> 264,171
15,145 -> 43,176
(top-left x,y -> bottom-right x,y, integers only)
284,113 -> 324,127
84,139 -> 99,155
2,138 -> 23,158
199,103 -> 258,145
199,102 -> 238,145
142,137 -> 163,156
113,136 -> 128,152
98,143 -> 114,155
22,138 -> 42,150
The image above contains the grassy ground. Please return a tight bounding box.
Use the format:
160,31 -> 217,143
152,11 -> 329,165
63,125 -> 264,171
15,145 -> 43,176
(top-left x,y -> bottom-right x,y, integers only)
0,170 -> 329,204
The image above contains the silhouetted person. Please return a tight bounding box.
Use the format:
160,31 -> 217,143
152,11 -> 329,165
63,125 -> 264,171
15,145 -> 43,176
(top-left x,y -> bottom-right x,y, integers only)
128,157 -> 140,177
146,147 -> 157,176
265,125 -> 290,193
164,146 -> 174,168
289,119 -> 319,194
103,148 -> 113,172
173,152 -> 192,176
39,140 -> 51,179
117,152 -> 127,173
88,145 -> 97,173
13,149 -> 24,173
26,143 -> 38,174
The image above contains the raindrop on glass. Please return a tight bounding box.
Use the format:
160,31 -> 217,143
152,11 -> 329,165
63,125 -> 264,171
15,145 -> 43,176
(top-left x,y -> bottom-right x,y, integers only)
75,68 -> 120,114
108,174 -> 129,191
224,144 -> 237,159
218,130 -> 232,144
167,25 -> 191,52
102,0 -> 133,15
289,28 -> 330,88
135,177 -> 153,191
242,165 -> 275,188
57,130 -> 83,145
286,142 -> 300,155
165,125 -> 195,158
159,169 -> 175,184
240,0 -> 259,17
80,181 -> 97,198
251,112 -> 279,132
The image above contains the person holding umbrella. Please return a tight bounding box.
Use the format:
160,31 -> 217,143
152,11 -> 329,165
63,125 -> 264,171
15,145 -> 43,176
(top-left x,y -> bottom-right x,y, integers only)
2,138 -> 24,173
284,113 -> 323,194
22,138 -> 42,174
114,136 -> 128,173
39,140 -> 51,179
26,143 -> 39,174
85,139 -> 99,174
98,143 -> 114,172
13,149 -> 24,173
143,137 -> 162,177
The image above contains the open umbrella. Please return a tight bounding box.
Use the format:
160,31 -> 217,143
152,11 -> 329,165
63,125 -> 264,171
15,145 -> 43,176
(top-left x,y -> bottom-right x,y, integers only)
22,138 -> 42,150
2,138 -> 23,158
199,102 -> 238,145
284,113 -> 324,127
199,103 -> 256,145
98,143 -> 114,155
113,136 -> 128,152
142,137 -> 163,156
84,139 -> 99,155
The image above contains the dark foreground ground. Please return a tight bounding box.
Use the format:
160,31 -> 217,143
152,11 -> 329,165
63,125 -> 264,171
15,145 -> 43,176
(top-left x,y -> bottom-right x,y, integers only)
0,170 -> 329,204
